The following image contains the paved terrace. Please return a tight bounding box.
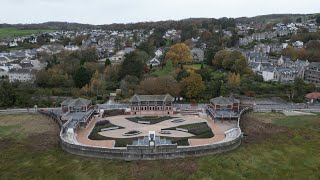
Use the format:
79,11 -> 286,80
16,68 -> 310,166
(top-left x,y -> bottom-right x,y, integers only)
76,114 -> 237,148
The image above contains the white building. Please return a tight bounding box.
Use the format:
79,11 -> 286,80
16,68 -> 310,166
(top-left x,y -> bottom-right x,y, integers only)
147,58 -> 161,67
292,41 -> 304,48
9,69 -> 37,82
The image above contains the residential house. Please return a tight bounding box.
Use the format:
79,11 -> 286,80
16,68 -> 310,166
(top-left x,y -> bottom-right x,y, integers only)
292,41 -> 304,48
0,68 -> 8,78
304,62 -> 320,86
8,69 -> 37,82
147,57 -> 161,67
64,45 -> 80,51
191,48 -> 205,63
155,49 -> 163,57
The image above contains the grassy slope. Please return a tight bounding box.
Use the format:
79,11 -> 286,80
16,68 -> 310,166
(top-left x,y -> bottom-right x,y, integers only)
0,28 -> 56,37
0,113 -> 319,179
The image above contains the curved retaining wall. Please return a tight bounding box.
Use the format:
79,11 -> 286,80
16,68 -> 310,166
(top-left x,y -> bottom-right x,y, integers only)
43,108 -> 251,160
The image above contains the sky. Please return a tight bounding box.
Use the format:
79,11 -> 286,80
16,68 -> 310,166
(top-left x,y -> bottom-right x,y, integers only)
1,0 -> 320,25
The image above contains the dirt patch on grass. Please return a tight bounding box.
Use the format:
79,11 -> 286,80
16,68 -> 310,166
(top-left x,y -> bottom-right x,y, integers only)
26,131 -> 59,152
131,159 -> 197,179
240,113 -> 290,144
0,138 -> 14,151
26,116 -> 60,152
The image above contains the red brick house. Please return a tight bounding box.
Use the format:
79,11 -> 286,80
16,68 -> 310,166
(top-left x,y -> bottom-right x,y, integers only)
130,94 -> 174,115
210,96 -> 240,112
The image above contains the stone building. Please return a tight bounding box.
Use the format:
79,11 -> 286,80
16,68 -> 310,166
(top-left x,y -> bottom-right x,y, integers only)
304,62 -> 320,87
130,94 -> 174,115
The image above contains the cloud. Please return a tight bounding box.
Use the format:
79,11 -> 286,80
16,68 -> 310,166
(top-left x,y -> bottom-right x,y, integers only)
0,0 -> 319,25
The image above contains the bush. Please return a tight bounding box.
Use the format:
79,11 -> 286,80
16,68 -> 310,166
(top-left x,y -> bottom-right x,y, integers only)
102,109 -> 125,118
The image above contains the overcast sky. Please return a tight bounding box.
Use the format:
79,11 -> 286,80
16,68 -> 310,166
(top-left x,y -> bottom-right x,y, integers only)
1,0 -> 320,25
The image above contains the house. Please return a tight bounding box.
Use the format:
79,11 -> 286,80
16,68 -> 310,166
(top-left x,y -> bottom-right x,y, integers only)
305,92 -> 320,103
64,45 -> 79,51
206,96 -> 240,121
191,48 -> 205,63
0,68 -> 8,78
0,56 -> 11,64
249,62 -> 273,75
61,98 -> 92,113
109,53 -> 124,64
129,94 -> 174,115
276,68 -> 299,82
292,41 -> 304,48
147,57 -> 161,67
262,67 -> 277,81
304,62 -> 320,86
155,49 -> 163,57
209,96 -> 240,112
8,69 -> 37,82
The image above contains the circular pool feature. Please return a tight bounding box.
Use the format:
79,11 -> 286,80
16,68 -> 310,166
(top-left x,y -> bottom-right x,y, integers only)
123,130 -> 142,136
171,119 -> 185,123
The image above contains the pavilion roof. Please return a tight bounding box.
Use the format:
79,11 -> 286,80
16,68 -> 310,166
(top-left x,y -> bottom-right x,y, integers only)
130,94 -> 174,102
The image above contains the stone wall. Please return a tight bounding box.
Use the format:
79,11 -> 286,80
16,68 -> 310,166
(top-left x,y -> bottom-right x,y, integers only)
42,107 -> 251,161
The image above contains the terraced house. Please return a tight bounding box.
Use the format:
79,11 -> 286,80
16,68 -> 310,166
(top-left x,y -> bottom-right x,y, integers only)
304,62 -> 320,86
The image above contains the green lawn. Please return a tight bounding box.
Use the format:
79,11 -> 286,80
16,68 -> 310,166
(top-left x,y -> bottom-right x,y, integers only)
0,112 -> 320,179
0,27 -> 56,37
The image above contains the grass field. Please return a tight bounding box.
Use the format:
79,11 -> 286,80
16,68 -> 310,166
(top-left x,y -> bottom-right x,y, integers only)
0,112 -> 319,179
0,28 -> 56,37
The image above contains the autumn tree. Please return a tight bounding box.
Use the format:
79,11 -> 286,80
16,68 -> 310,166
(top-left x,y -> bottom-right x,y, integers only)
180,73 -> 205,100
213,50 -> 229,68
120,75 -> 140,97
90,70 -> 104,95
104,64 -> 120,91
214,50 -> 248,75
165,43 -> 192,65
227,73 -> 241,91
137,76 -> 181,96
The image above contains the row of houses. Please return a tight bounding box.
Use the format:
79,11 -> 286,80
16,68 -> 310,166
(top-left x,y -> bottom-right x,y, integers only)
247,53 -> 320,86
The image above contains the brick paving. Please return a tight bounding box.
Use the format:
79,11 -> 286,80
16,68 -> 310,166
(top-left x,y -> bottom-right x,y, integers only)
76,117 -> 115,148
76,114 -> 236,148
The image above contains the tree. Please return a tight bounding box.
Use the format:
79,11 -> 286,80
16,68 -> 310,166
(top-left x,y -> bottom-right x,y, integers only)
232,57 -> 248,75
165,43 -> 192,65
177,69 -> 190,81
104,64 -> 120,91
227,73 -> 241,91
181,74 -> 205,100
296,17 -> 302,23
90,70 -> 104,95
0,81 -> 16,108
195,68 -> 212,82
137,76 -> 181,96
213,50 -> 229,68
119,51 -> 145,79
73,66 -> 91,88
105,59 -> 111,67
120,75 -> 140,97
78,48 -> 98,64
316,14 -> 320,25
